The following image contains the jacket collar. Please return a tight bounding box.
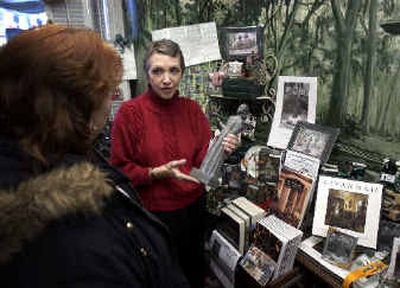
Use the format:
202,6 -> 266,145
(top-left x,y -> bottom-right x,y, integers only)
0,160 -> 113,264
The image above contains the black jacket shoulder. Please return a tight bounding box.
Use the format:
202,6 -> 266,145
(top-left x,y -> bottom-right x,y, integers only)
0,159 -> 189,288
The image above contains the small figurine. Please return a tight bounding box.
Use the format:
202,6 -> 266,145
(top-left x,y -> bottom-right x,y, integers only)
237,103 -> 256,141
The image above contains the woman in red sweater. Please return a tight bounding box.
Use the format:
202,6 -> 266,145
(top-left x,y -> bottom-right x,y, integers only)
111,39 -> 237,287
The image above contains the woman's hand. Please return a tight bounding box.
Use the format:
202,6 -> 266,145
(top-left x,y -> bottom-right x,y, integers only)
222,133 -> 240,155
149,159 -> 199,183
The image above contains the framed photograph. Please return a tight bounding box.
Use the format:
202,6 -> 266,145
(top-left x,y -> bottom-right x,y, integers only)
387,237 -> 400,280
322,228 -> 358,267
287,121 -> 339,164
312,176 -> 383,249
275,169 -> 315,229
219,26 -> 264,61
267,76 -> 317,149
299,236 -> 350,279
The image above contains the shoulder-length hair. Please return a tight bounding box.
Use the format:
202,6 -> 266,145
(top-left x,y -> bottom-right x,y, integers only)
0,24 -> 122,163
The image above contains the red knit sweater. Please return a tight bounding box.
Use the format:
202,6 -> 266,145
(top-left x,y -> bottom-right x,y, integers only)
110,88 -> 212,211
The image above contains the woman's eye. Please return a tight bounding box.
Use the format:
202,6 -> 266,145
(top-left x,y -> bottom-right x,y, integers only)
170,68 -> 181,75
151,68 -> 163,75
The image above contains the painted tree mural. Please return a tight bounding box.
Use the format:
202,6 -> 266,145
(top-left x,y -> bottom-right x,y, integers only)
327,0 -> 362,127
129,0 -> 400,159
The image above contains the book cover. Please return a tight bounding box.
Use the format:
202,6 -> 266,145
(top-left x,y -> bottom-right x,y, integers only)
226,203 -> 251,250
218,207 -> 246,254
276,169 -> 314,228
231,196 -> 266,230
209,229 -> 241,286
312,176 -> 383,249
239,245 -> 277,286
252,215 -> 303,279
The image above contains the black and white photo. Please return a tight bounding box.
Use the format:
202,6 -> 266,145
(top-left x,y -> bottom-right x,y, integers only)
281,82 -> 309,127
267,76 -> 317,149
287,121 -> 339,164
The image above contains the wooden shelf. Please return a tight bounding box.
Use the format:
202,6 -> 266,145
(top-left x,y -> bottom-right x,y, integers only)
208,94 -> 271,101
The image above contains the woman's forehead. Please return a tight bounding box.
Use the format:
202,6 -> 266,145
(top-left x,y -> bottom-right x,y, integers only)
148,53 -> 181,68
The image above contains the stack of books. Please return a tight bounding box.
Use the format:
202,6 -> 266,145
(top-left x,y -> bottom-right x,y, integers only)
217,197 -> 266,254
237,215 -> 303,287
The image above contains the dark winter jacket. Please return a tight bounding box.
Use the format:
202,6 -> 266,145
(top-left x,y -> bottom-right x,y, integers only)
0,137 -> 189,288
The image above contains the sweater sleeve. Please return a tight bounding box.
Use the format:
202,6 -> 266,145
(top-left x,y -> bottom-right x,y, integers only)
191,101 -> 212,168
110,103 -> 152,187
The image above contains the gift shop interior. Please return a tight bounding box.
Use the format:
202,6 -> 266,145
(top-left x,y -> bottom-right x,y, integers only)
3,1 -> 400,288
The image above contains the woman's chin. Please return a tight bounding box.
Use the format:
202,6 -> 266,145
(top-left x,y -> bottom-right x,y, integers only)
158,91 -> 175,100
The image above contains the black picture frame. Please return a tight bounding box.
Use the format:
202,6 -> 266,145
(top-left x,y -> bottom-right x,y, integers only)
287,121 -> 339,164
219,26 -> 264,61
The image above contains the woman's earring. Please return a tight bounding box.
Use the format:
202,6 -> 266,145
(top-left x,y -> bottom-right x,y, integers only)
89,122 -> 99,133
91,124 -> 99,132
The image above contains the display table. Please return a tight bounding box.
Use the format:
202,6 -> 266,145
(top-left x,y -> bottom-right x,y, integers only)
296,251 -> 343,288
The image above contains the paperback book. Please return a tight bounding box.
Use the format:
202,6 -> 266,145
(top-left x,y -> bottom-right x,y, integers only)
217,206 -> 246,254
209,230 -> 241,288
240,214 -> 303,282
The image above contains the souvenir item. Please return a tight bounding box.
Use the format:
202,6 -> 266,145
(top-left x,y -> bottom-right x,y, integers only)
239,245 -> 276,286
237,103 -> 256,141
299,236 -> 349,283
231,197 -> 266,231
191,115 -> 242,185
217,206 -> 246,254
282,150 -> 320,179
222,163 -> 243,191
221,61 -> 243,78
350,251 -> 389,288
387,237 -> 400,281
322,228 -> 358,268
241,145 -> 281,182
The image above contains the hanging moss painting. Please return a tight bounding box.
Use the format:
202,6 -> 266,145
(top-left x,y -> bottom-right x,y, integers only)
131,0 -> 400,165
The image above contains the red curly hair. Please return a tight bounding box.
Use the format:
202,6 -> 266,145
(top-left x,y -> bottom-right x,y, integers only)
0,24 -> 122,163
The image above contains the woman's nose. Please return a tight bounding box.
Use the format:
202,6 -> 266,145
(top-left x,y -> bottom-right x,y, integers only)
162,73 -> 172,84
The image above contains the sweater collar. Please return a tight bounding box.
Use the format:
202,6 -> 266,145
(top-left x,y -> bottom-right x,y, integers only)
147,86 -> 180,110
